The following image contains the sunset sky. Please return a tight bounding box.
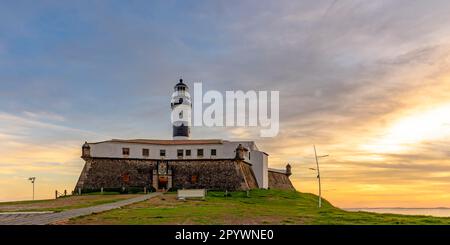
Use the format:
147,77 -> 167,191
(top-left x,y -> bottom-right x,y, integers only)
1,0 -> 450,208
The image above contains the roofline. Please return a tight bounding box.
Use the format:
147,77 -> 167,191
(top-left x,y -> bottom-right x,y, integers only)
85,139 -> 262,146
268,168 -> 287,174
86,139 -> 226,145
83,156 -> 252,165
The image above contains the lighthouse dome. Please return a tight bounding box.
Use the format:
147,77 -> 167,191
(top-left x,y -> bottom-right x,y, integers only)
174,78 -> 188,91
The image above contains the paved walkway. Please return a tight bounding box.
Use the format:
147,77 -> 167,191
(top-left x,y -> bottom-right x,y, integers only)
0,193 -> 161,225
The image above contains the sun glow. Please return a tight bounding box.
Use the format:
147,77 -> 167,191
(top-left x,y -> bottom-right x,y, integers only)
362,103 -> 450,153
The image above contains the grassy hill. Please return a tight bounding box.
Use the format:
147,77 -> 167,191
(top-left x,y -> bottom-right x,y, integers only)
0,194 -> 140,213
68,189 -> 450,225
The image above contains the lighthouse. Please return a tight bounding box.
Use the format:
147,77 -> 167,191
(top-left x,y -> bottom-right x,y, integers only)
76,77 -> 295,193
171,78 -> 191,139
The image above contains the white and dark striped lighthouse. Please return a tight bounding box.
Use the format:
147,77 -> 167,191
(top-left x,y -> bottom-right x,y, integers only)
170,78 -> 191,139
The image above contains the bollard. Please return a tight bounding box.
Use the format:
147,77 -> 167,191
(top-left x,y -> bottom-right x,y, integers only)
246,190 -> 250,197
78,187 -> 81,195
144,187 -> 147,194
101,187 -> 104,194
55,190 -> 58,199
64,190 -> 67,196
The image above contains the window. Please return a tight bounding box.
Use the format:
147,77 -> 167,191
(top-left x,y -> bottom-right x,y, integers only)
248,152 -> 251,160
122,173 -> 130,183
122,148 -> 130,156
160,149 -> 166,157
186,149 -> 191,156
142,148 -> 149,157
211,149 -> 217,156
197,149 -> 204,157
191,175 -> 198,184
177,149 -> 184,157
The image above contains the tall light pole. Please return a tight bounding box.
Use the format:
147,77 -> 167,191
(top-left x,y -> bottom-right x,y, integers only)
28,177 -> 36,200
313,145 -> 328,208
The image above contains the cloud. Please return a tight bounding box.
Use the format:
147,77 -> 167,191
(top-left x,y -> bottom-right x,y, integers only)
2,0 -> 450,206
0,110 -> 109,200
23,110 -> 66,122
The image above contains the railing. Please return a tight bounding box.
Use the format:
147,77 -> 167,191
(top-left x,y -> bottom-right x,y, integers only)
55,190 -> 68,199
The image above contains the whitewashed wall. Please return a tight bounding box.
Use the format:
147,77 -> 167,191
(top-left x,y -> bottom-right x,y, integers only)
86,140 -> 267,188
90,142 -> 221,159
88,141 -> 255,160
251,151 -> 268,189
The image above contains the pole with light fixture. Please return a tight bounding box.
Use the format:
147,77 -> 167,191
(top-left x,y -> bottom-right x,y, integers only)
28,177 -> 36,200
313,145 -> 328,208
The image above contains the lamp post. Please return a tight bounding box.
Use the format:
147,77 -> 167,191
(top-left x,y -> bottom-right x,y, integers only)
28,177 -> 36,200
313,145 -> 328,208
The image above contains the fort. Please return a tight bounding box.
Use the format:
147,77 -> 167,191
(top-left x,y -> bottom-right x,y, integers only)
75,79 -> 294,193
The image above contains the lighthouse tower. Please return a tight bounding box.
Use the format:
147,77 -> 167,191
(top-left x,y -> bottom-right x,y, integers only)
171,78 -> 191,140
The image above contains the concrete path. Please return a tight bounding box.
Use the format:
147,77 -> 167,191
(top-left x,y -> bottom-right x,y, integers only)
0,193 -> 161,225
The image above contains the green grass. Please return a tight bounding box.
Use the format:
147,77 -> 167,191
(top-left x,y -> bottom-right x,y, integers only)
0,194 -> 140,213
25,198 -> 128,212
0,198 -> 57,206
84,192 -> 121,195
68,189 -> 450,225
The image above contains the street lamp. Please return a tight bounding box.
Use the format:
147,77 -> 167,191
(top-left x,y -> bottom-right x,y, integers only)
312,145 -> 328,208
28,177 -> 36,200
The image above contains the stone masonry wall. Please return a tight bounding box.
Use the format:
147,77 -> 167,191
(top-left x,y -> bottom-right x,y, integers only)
239,161 -> 259,189
75,158 -> 258,191
168,160 -> 254,190
75,158 -> 156,190
268,171 -> 295,190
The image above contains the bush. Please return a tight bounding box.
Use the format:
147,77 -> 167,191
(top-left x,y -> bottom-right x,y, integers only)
103,188 -> 123,193
128,187 -> 143,194
80,188 -> 101,194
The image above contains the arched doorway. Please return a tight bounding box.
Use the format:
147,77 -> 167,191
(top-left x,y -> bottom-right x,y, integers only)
152,161 -> 172,191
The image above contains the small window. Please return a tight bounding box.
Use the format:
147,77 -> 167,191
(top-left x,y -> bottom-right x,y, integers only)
160,149 -> 166,157
197,149 -> 204,157
122,173 -> 130,183
248,152 -> 251,160
186,149 -> 191,156
191,175 -> 198,184
122,148 -> 130,156
211,149 -> 217,156
177,149 -> 184,157
142,148 -> 149,157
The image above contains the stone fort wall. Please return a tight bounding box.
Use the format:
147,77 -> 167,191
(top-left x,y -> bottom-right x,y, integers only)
75,158 -> 261,192
268,171 -> 295,190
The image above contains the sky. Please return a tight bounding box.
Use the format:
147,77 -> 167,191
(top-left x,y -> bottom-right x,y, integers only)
1,0 -> 450,208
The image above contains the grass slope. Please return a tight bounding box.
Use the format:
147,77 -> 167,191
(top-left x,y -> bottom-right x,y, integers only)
0,194 -> 140,212
69,189 -> 450,225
